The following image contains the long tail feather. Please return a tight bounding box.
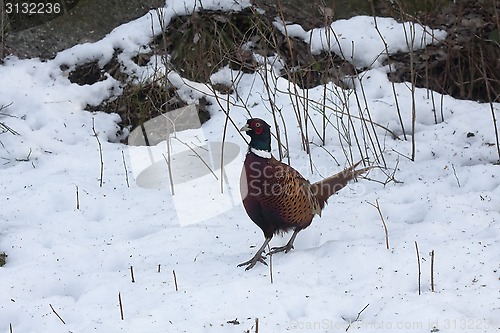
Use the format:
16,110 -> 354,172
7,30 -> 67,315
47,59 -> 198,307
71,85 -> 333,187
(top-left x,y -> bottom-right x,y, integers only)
311,160 -> 371,212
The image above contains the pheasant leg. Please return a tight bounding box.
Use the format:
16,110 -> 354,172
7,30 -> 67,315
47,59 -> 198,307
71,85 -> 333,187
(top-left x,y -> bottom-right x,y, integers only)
269,229 -> 299,255
238,237 -> 271,270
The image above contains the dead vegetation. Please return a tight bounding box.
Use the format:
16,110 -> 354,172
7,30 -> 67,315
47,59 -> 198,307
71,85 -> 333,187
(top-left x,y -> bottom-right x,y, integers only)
388,0 -> 500,103
0,252 -> 6,267
55,0 -> 498,154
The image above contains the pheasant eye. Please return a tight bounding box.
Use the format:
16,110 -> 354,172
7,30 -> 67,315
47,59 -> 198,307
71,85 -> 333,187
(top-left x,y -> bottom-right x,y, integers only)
253,121 -> 263,134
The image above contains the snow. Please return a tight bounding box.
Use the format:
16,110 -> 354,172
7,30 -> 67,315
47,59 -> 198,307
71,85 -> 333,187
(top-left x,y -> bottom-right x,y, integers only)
275,16 -> 447,68
1,0 -> 499,332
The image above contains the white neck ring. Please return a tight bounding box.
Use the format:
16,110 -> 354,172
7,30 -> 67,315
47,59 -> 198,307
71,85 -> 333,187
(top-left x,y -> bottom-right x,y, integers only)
250,147 -> 271,159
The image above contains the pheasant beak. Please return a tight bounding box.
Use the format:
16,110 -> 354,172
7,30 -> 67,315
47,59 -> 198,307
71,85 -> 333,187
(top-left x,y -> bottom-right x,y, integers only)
240,123 -> 251,132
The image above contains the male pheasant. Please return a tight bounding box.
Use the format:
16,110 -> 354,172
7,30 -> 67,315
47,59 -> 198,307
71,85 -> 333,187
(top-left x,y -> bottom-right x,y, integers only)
239,118 -> 371,270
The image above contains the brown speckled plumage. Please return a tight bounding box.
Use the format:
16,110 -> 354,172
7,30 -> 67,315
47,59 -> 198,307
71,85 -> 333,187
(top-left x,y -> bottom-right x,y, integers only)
241,153 -> 318,237
238,118 -> 371,270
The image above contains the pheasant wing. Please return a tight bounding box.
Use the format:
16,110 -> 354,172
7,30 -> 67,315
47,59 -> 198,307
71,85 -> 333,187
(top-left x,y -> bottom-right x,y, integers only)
258,158 -> 319,229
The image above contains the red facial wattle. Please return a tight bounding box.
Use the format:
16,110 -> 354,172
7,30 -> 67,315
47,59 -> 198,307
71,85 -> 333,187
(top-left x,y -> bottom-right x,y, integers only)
251,121 -> 263,135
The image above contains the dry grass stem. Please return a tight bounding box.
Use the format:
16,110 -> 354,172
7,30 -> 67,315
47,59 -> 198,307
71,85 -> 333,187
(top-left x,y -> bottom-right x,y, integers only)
345,303 -> 369,332
173,270 -> 179,291
451,164 -> 461,187
162,152 -> 175,195
91,118 -> 104,187
171,137 -> 218,180
75,185 -> 80,210
118,292 -> 124,320
430,250 -> 435,292
130,266 -> 135,283
369,0 -> 406,140
49,304 -> 66,325
121,150 -> 130,187
267,244 -> 274,284
415,241 -> 421,295
367,199 -> 389,249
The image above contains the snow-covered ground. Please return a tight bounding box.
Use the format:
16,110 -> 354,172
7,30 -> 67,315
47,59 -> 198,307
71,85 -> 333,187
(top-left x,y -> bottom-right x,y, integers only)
0,1 -> 499,332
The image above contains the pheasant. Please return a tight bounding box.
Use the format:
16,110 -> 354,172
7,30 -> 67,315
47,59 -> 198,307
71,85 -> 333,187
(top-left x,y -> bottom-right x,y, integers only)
238,118 -> 371,270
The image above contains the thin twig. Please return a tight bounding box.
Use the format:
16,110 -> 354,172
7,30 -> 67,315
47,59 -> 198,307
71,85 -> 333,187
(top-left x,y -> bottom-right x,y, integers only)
367,199 -> 389,249
430,250 -> 435,292
220,97 -> 230,193
75,185 -> 80,210
15,148 -> 32,162
390,147 -> 413,161
368,0 -> 406,140
267,244 -> 273,284
451,164 -> 461,187
175,76 -> 401,140
0,103 -> 19,135
173,270 -> 179,291
273,86 -> 401,139
210,85 -> 250,145
415,241 -> 421,295
255,318 -> 259,333
395,3 -> 418,160
118,292 -> 124,320
409,31 -> 417,161
262,57 -> 284,161
276,0 -> 310,156
356,77 -> 387,167
49,304 -> 66,325
0,121 -> 20,135
121,150 -> 130,187
91,118 -> 104,187
170,137 -> 218,180
130,266 -> 135,283
0,102 -> 14,113
161,152 -> 175,195
345,303 -> 369,331
478,44 -> 500,161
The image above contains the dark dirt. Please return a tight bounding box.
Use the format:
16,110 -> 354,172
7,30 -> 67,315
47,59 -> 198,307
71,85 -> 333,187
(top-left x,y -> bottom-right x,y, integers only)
2,0 -> 164,59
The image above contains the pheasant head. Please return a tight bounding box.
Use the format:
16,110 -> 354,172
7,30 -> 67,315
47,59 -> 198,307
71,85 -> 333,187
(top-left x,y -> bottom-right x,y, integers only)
240,118 -> 271,157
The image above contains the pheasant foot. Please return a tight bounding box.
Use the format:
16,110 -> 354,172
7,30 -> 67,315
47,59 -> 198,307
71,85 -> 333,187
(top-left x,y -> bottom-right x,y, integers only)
238,237 -> 271,270
268,229 -> 299,255
237,254 -> 267,270
269,243 -> 294,254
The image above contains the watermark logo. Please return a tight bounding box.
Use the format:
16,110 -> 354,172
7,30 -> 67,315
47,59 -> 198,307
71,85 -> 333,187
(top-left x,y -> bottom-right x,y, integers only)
128,105 -> 242,226
289,317 -> 496,331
